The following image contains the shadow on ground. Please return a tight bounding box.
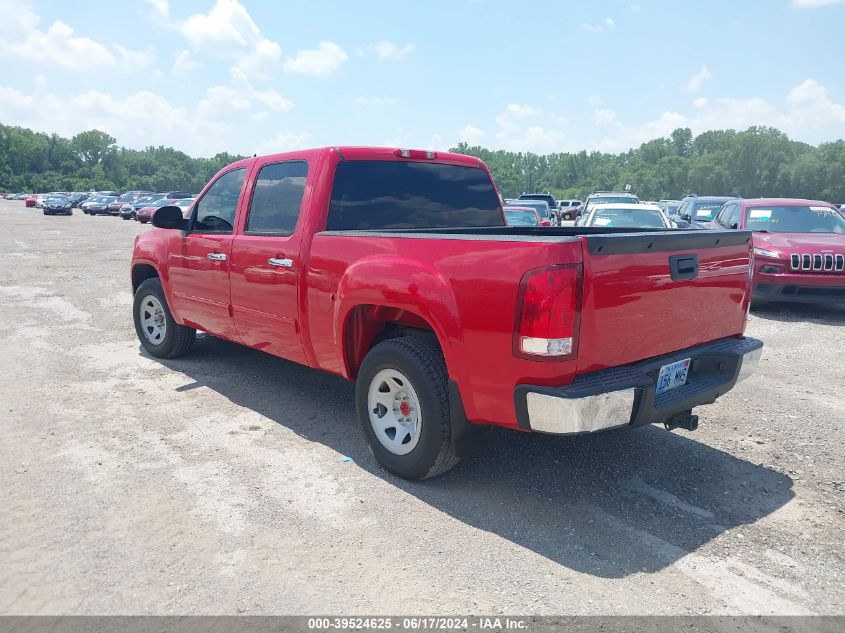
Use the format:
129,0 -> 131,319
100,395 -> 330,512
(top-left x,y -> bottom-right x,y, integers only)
149,334 -> 794,579
751,301 -> 845,325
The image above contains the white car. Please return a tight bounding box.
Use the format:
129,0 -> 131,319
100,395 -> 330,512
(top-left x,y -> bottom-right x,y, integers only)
580,203 -> 675,229
35,194 -> 46,208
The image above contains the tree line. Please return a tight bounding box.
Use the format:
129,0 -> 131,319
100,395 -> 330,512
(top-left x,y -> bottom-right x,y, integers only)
0,124 -> 242,194
454,126 -> 845,203
1,122 -> 843,203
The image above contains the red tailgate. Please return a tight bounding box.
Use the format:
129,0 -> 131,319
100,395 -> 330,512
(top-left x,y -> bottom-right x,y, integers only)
576,231 -> 753,373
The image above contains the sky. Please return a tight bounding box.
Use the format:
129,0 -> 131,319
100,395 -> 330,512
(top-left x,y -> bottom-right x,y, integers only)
1,0 -> 844,158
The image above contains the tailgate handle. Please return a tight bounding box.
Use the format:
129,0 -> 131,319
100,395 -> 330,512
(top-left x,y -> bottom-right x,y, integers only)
669,254 -> 699,281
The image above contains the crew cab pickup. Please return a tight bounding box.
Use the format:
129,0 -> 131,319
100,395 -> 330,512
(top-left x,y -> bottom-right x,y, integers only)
131,147 -> 762,480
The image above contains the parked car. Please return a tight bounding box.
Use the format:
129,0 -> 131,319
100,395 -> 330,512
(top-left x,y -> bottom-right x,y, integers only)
135,198 -> 174,224
659,199 -> 681,217
35,194 -> 47,208
503,205 -> 547,226
163,191 -> 195,200
518,192 -> 558,214
108,195 -> 135,215
130,146 -> 761,480
119,204 -> 136,220
557,199 -> 582,220
87,196 -> 117,215
575,191 -> 640,225
25,194 -> 37,207
122,194 -> 167,220
708,198 -> 845,304
580,203 -> 673,229
509,199 -> 553,225
674,195 -> 739,229
67,192 -> 90,208
42,195 -> 73,215
171,197 -> 197,217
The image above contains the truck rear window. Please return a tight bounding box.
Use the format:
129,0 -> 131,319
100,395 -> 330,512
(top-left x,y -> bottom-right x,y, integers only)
326,161 -> 504,230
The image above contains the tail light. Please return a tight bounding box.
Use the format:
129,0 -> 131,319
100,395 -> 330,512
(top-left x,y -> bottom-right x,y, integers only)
514,264 -> 582,360
540,219 -> 551,227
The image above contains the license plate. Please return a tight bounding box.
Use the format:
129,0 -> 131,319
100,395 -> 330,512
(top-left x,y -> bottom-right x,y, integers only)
656,358 -> 691,395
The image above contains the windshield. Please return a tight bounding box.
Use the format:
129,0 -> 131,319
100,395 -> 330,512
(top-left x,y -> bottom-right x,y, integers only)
693,202 -> 728,221
745,205 -> 845,234
504,209 -> 539,226
590,207 -> 667,228
174,198 -> 196,208
150,199 -> 171,208
102,196 -> 117,203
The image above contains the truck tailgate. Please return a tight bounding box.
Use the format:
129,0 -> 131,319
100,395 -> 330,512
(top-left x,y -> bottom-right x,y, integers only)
577,230 -> 752,373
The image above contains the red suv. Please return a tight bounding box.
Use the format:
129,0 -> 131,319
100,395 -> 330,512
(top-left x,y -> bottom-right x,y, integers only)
709,198 -> 845,304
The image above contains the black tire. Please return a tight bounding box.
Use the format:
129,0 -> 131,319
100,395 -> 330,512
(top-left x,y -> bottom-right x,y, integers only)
42,210 -> 49,215
133,277 -> 195,359
356,337 -> 459,480
563,211 -> 571,220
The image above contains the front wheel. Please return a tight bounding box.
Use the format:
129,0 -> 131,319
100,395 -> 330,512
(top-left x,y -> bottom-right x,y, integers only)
133,277 -> 195,358
356,337 -> 459,480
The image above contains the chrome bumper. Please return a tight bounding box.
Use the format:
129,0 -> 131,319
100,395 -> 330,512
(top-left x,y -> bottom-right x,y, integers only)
517,337 -> 763,435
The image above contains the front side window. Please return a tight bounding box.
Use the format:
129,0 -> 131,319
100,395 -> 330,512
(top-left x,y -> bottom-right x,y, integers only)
246,161 -> 308,235
193,168 -> 246,233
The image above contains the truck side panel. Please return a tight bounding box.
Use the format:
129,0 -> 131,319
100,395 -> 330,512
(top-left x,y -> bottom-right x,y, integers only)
305,234 -> 584,428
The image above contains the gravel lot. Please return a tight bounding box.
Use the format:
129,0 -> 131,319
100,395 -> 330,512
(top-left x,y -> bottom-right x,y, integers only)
1,199 -> 843,616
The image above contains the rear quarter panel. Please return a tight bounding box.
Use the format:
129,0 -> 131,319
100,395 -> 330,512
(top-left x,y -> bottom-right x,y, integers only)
305,234 -> 584,428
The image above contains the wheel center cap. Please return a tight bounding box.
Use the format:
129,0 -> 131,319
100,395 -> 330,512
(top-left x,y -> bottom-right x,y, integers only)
399,401 -> 411,417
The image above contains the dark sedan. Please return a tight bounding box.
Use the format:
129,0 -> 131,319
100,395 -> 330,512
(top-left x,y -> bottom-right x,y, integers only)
42,196 -> 73,215
87,196 -> 118,215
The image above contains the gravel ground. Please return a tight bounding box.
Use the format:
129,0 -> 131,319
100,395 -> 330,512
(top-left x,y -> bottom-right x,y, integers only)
0,199 -> 843,615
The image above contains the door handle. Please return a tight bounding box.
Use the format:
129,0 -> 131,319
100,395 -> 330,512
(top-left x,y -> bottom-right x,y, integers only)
268,257 -> 294,268
207,253 -> 227,261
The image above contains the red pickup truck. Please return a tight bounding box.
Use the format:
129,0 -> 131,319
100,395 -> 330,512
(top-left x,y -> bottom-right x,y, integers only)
131,147 -> 762,479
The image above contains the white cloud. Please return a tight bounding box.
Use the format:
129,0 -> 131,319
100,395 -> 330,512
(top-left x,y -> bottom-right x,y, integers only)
352,96 -> 397,106
181,0 -> 282,79
493,104 -> 574,153
458,124 -> 485,145
582,17 -> 615,33
283,41 -> 348,77
113,45 -> 155,72
254,131 -> 313,156
0,1 -> 153,72
371,40 -> 415,60
683,66 -> 712,93
584,79 -> 845,152
791,0 -> 845,6
171,50 -> 201,75
145,0 -> 169,18
0,78 -> 296,157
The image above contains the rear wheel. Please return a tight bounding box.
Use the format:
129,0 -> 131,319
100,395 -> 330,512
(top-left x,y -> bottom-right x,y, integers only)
133,278 -> 195,358
356,337 -> 459,480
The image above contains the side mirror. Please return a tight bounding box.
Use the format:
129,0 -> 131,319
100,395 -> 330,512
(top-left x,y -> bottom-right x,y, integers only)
152,205 -> 188,230
675,219 -> 690,228
681,213 -> 691,221
729,222 -> 739,230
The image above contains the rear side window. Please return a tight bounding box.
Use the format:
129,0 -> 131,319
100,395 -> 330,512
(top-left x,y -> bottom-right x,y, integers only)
193,168 -> 246,233
326,161 -> 503,230
246,161 -> 308,235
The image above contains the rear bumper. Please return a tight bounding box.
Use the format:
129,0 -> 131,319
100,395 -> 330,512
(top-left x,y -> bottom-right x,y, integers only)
514,336 -> 763,435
